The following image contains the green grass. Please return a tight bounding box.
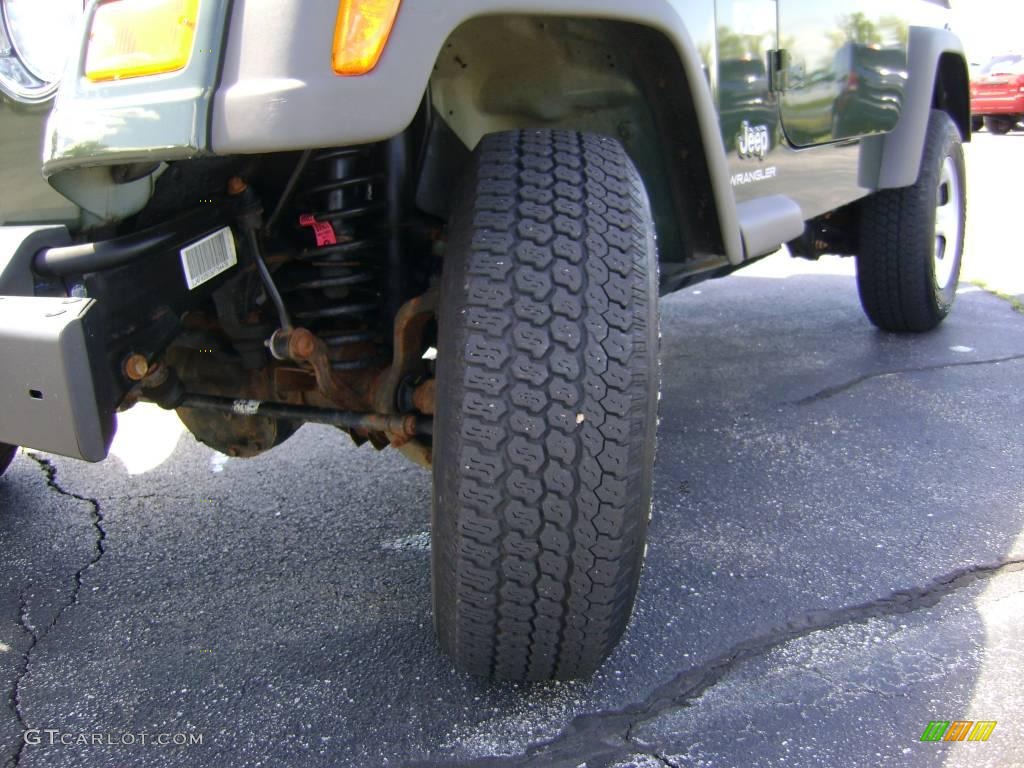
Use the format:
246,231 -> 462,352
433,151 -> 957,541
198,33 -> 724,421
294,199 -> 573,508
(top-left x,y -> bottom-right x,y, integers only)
970,279 -> 1024,315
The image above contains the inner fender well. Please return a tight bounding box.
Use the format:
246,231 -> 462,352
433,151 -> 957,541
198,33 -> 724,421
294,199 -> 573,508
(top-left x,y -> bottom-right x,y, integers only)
427,16 -> 724,276
934,52 -> 970,141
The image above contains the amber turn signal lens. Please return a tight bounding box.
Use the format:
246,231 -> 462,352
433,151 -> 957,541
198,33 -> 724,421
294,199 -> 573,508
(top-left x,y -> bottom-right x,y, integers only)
85,0 -> 200,82
332,0 -> 401,76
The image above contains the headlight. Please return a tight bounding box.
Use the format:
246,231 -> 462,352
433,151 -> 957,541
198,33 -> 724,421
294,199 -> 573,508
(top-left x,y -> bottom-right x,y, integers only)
0,0 -> 84,104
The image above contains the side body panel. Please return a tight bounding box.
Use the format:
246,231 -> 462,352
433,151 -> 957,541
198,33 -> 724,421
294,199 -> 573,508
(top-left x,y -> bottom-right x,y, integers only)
724,1 -> 956,223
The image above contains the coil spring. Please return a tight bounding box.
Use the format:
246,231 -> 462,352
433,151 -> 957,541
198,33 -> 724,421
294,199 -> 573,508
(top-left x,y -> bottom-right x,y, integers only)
287,146 -> 389,371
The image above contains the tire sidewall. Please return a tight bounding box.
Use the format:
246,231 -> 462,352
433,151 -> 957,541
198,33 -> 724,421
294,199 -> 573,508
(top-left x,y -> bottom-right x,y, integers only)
0,444 -> 16,477
926,116 -> 966,314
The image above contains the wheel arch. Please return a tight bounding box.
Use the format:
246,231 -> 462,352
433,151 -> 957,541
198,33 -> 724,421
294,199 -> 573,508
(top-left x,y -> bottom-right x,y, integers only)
859,26 -> 970,191
933,51 -> 971,142
421,13 -> 741,272
212,3 -> 743,268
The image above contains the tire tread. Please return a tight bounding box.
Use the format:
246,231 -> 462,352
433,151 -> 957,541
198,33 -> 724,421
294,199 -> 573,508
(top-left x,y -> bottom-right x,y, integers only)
433,130 -> 658,680
856,110 -> 965,332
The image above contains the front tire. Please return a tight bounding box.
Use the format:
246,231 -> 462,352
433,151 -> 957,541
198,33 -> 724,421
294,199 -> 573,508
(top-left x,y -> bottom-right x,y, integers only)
856,110 -> 966,332
432,130 -> 659,680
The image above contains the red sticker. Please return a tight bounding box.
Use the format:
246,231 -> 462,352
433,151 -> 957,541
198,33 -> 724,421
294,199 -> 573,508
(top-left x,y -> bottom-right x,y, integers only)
299,214 -> 337,247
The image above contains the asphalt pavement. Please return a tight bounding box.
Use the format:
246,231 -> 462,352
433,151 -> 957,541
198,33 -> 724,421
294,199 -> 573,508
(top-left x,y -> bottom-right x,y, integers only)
1,134 -> 1023,768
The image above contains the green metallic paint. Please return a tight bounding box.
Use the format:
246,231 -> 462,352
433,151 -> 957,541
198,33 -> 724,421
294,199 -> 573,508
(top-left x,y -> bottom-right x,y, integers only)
720,0 -> 954,221
779,0 -> 910,147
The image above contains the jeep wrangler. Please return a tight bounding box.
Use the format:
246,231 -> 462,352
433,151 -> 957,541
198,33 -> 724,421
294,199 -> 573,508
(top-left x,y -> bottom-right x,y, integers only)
0,0 -> 969,681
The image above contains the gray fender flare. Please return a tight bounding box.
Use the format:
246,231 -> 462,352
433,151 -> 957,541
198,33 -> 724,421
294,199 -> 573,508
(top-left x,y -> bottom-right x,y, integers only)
859,26 -> 967,191
212,0 -> 743,264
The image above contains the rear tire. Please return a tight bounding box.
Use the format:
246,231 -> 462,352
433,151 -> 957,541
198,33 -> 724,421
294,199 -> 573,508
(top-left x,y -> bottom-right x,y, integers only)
856,110 -> 966,332
971,116 -> 983,133
432,130 -> 659,681
984,115 -> 1015,135
0,443 -> 16,478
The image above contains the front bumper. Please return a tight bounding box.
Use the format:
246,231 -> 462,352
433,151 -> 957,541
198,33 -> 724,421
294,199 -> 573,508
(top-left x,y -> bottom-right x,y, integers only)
0,295 -> 112,461
0,211 -> 243,461
0,225 -> 114,460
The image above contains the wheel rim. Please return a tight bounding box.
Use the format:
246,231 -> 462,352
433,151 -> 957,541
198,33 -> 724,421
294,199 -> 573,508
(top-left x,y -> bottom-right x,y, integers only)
933,156 -> 962,290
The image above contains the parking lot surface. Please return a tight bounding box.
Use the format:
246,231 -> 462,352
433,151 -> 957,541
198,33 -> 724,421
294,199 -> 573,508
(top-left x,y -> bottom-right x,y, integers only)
1,134 -> 1022,768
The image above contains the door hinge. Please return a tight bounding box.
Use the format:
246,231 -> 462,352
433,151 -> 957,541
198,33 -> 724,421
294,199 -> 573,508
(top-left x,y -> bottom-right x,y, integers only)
768,49 -> 789,92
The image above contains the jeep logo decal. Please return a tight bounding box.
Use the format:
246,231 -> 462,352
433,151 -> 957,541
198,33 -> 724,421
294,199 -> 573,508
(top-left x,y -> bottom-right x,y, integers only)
737,121 -> 770,161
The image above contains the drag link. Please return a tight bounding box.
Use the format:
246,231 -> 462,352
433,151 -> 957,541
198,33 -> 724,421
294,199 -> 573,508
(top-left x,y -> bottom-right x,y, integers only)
175,394 -> 432,438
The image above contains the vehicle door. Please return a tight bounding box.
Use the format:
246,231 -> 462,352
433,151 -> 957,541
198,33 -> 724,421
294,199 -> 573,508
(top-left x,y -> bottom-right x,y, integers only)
777,0 -> 909,146
715,0 -> 779,196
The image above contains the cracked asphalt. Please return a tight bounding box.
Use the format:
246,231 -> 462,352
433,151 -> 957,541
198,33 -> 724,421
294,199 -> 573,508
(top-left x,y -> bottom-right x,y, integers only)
2,135 -> 1023,767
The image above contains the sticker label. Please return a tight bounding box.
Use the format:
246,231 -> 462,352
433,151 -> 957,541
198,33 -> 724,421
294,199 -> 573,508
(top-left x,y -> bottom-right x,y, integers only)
180,227 -> 238,290
299,214 -> 338,247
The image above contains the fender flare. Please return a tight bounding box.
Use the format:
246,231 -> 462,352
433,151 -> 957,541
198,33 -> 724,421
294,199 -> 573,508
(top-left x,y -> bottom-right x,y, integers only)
211,0 -> 744,264
859,26 -> 968,191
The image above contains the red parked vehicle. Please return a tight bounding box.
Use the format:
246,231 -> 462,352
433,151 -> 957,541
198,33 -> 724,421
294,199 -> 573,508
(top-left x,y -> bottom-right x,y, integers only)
972,54 -> 1024,134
